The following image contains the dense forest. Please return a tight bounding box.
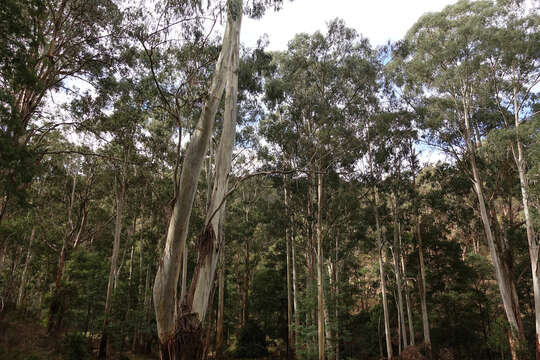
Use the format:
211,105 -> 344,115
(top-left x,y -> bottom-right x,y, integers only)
0,0 -> 539,359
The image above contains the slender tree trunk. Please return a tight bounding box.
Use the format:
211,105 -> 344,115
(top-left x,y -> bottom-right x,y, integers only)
48,174 -> 77,334
316,171 -> 325,360
392,194 -> 407,350
286,223 -> 294,358
241,237 -> 249,328
292,232 -> 299,353
216,247 -> 225,358
402,250 -> 414,346
323,274 -> 332,359
16,226 -> 35,309
284,170 -> 295,358
374,191 -> 392,359
100,170 -> 126,360
335,234 -> 339,360
511,85 -> 540,359
416,218 -> 431,357
152,5 -> 239,356
462,95 -> 523,355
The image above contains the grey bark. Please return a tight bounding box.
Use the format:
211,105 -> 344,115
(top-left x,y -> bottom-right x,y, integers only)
510,85 -> 540,356
216,247 -> 225,357
16,226 -> 35,309
416,218 -> 431,353
100,168 -> 127,359
316,171 -> 326,360
461,93 -> 522,349
292,232 -> 299,352
374,191 -> 392,359
391,194 -> 408,350
400,225 -> 415,346
284,172 -> 295,358
152,7 -> 237,343
188,11 -> 241,322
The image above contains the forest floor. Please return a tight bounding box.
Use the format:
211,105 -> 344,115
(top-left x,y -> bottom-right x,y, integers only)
0,309 -> 157,360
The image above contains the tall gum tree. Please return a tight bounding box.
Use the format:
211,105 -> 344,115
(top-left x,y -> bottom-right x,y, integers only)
482,2 -> 540,355
152,1 -> 241,358
399,1 -> 526,355
263,21 -> 378,358
0,0 -> 122,224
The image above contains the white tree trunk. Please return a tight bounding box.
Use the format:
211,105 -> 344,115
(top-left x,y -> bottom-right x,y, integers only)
401,245 -> 415,346
216,247 -> 225,357
507,85 -> 540,357
180,239 -> 188,303
292,232 -> 299,353
155,10 -> 241,358
284,172 -> 295,358
416,218 -> 431,354
316,171 -> 326,360
462,96 -> 522,350
16,226 -> 35,309
189,11 -> 241,321
392,194 -> 407,350
374,191 -> 392,359
152,6 -> 237,346
99,170 -> 126,359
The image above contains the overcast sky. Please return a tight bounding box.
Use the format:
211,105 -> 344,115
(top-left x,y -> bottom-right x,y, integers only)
241,0 -> 458,51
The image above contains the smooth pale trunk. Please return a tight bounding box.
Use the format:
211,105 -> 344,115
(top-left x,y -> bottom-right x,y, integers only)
416,219 -> 431,355
335,234 -> 340,360
286,223 -> 294,358
462,97 -> 522,351
401,250 -> 414,346
392,196 -> 407,350
374,192 -> 392,359
216,247 -> 225,357
292,233 -> 299,352
399,222 -> 414,346
180,239 -> 188,303
160,13 -> 241,359
99,173 -> 126,360
284,173 -> 294,358
55,175 -> 77,288
323,274 -> 331,358
152,8 -> 236,345
511,86 -> 540,358
316,172 -> 326,360
16,226 -> 35,309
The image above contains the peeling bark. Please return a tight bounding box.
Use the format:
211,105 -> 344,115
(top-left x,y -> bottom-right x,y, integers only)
154,7 -> 242,357
153,4 -> 238,348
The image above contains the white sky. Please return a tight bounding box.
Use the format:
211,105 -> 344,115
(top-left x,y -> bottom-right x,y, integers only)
241,0 -> 458,51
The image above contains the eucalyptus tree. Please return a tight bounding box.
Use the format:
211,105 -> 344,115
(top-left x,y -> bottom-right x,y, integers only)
398,1 -> 527,355
150,1 -> 242,357
76,77 -> 148,359
0,0 -> 123,225
263,19 -> 378,359
481,2 -> 540,354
